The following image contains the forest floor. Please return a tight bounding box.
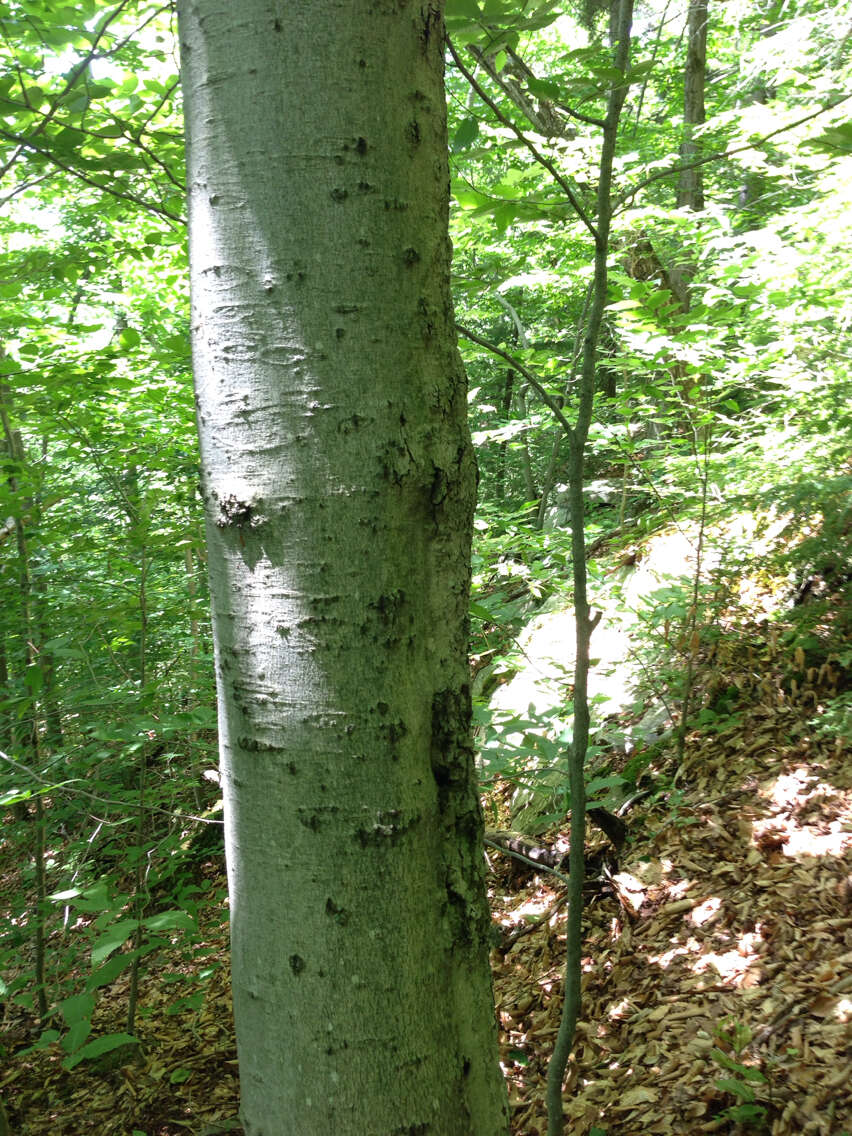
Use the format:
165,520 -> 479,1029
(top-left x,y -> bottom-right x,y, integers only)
492,682 -> 852,1135
2,614 -> 850,1135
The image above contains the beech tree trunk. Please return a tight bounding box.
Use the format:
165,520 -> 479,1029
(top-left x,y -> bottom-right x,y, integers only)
176,3 -> 508,1134
677,0 -> 708,210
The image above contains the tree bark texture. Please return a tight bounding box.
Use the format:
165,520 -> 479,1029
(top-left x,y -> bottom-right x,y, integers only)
177,3 -> 508,1134
677,0 -> 708,210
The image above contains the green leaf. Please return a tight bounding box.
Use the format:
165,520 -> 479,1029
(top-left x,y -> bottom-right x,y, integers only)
61,1032 -> 138,1070
470,601 -> 496,621
62,1018 -> 93,1054
52,882 -> 113,911
0,788 -> 31,806
803,121 -> 852,154
726,1104 -> 768,1123
142,909 -> 196,933
119,327 -> 141,349
589,65 -> 624,83
452,117 -> 480,152
17,1029 -> 60,1056
715,1077 -> 756,1102
86,952 -> 135,991
59,992 -> 96,1025
91,919 -> 137,965
585,774 -> 626,797
170,1067 -> 192,1084
526,76 -> 562,100
162,333 -> 188,353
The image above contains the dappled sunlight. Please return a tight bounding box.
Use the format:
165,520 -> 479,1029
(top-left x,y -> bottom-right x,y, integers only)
753,765 -> 852,859
689,896 -> 722,926
488,667 -> 851,1133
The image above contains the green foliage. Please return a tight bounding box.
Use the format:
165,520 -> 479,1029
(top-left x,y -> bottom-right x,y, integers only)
709,1019 -> 770,1128
0,3 -> 850,1126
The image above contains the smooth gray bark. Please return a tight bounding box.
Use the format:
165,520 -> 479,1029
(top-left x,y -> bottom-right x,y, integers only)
177,2 -> 508,1134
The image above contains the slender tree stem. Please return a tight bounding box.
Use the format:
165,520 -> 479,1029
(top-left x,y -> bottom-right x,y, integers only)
675,427 -> 711,768
545,3 -> 634,1131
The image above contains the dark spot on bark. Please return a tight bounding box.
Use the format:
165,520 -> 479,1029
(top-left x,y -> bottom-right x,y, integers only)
237,737 -> 284,753
431,760 -> 451,789
325,898 -> 349,925
335,327 -> 345,339
338,412 -> 369,433
376,701 -> 389,715
430,465 -> 448,506
286,761 -> 298,775
405,120 -> 421,147
384,198 -> 409,212
330,187 -> 348,202
462,1057 -> 471,1077
403,247 -> 420,266
357,181 -> 375,193
430,686 -> 473,800
356,136 -> 368,153
418,5 -> 442,54
298,804 -> 339,831
216,493 -> 261,529
334,154 -> 344,165
385,718 -> 408,745
417,296 -> 434,338
289,954 -> 305,975
272,17 -> 282,31
370,589 -> 405,622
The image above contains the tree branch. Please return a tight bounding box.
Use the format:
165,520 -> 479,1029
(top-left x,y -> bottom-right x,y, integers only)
0,126 -> 185,223
616,92 -> 852,210
456,322 -> 578,447
505,46 -> 606,129
468,44 -> 575,138
0,0 -> 137,183
446,36 -> 599,242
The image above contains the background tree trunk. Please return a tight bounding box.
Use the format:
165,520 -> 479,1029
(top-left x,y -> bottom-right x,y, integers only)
177,2 -> 509,1134
677,0 -> 708,210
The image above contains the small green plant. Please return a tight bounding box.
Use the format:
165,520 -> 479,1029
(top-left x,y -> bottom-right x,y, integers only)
710,1019 -> 768,1128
